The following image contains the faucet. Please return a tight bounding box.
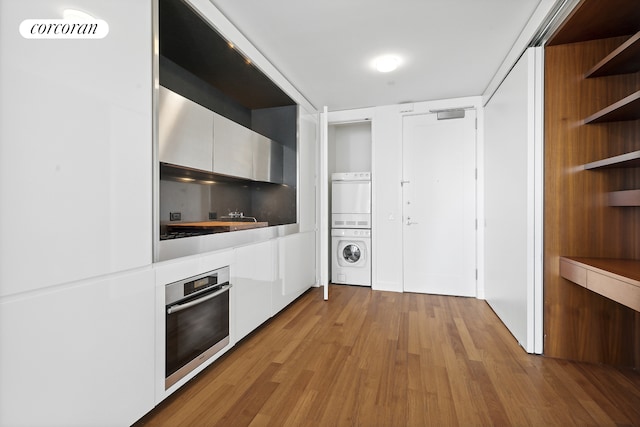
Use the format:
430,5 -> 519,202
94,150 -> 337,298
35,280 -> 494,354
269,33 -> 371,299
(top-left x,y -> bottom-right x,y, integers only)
225,210 -> 257,222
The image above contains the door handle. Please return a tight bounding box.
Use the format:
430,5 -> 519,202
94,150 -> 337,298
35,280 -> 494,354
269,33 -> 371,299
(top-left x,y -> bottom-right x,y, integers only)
401,180 -> 410,186
167,284 -> 232,314
406,216 -> 418,226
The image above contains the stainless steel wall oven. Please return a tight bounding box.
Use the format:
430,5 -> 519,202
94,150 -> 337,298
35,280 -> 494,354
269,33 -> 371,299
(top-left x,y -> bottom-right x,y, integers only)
165,266 -> 231,389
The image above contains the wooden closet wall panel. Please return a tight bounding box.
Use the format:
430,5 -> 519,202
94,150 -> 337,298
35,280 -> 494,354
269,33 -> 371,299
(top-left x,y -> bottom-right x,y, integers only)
544,37 -> 640,368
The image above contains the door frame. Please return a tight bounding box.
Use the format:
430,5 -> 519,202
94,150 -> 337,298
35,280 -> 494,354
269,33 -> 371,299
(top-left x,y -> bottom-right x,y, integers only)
319,107 -> 375,299
398,98 -> 485,298
400,107 -> 479,297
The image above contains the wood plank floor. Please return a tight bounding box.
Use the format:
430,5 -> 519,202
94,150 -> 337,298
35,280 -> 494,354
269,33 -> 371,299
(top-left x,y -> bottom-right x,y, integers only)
136,285 -> 640,426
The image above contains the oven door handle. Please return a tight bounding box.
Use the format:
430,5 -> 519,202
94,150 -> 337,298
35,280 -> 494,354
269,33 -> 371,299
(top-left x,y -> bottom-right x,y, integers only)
167,284 -> 232,315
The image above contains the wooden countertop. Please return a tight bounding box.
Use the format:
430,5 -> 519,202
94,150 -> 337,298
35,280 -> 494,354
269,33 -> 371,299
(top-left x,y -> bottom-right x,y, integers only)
166,221 -> 268,231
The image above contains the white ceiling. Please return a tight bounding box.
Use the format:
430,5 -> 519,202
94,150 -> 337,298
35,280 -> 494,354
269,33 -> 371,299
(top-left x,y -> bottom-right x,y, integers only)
209,0 -> 542,111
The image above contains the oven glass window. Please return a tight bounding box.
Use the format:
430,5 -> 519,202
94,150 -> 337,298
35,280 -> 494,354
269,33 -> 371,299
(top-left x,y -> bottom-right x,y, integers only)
166,289 -> 229,378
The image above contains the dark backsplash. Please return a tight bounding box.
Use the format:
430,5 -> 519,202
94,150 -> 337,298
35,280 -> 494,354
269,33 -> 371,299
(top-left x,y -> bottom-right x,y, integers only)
160,177 -> 296,232
251,183 -> 297,226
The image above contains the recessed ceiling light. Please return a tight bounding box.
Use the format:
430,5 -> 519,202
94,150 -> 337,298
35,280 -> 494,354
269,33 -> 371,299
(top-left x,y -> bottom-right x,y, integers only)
373,55 -> 401,73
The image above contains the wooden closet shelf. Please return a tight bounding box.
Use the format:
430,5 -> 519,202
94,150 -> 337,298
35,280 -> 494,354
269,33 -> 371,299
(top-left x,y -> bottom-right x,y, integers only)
583,150 -> 640,169
608,189 -> 640,206
559,257 -> 640,312
583,90 -> 640,124
585,31 -> 640,78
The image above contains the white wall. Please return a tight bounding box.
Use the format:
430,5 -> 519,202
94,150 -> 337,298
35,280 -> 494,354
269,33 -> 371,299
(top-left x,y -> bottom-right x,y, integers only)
330,121 -> 372,173
484,48 -> 543,354
371,105 -> 404,292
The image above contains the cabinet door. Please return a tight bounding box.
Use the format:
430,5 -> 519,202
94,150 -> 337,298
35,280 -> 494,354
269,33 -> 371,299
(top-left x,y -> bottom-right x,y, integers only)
213,113 -> 254,180
275,231 -> 316,314
253,136 -> 283,183
0,0 -> 152,296
0,269 -> 155,426
159,86 -> 214,171
233,241 -> 276,340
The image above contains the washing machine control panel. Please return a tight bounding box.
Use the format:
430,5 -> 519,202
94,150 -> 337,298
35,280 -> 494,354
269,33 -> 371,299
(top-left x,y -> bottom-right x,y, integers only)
331,228 -> 370,238
331,172 -> 371,181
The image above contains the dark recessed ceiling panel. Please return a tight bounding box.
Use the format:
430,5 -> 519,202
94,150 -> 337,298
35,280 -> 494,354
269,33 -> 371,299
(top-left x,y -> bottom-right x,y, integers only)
159,0 -> 295,110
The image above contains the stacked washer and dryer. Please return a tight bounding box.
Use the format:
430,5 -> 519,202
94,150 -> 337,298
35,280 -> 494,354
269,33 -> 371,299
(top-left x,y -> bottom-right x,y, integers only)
331,172 -> 372,286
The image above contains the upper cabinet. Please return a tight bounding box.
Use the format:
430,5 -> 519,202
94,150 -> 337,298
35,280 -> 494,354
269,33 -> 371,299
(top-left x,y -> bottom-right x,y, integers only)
159,86 -> 214,172
160,85 -> 286,184
212,112 -> 254,180
213,112 -> 284,184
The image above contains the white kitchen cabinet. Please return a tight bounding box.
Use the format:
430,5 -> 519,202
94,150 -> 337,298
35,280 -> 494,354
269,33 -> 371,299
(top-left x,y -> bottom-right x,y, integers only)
274,231 -> 316,315
0,0 -> 153,297
0,268 -> 155,427
233,241 -> 277,341
213,113 -> 259,181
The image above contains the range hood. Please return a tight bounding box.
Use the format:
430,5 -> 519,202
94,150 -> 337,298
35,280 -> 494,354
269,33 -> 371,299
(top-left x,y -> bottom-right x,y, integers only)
159,86 -> 285,184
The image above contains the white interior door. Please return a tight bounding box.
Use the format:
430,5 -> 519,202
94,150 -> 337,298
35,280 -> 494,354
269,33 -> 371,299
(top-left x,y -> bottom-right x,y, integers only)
320,107 -> 329,300
402,111 -> 476,296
